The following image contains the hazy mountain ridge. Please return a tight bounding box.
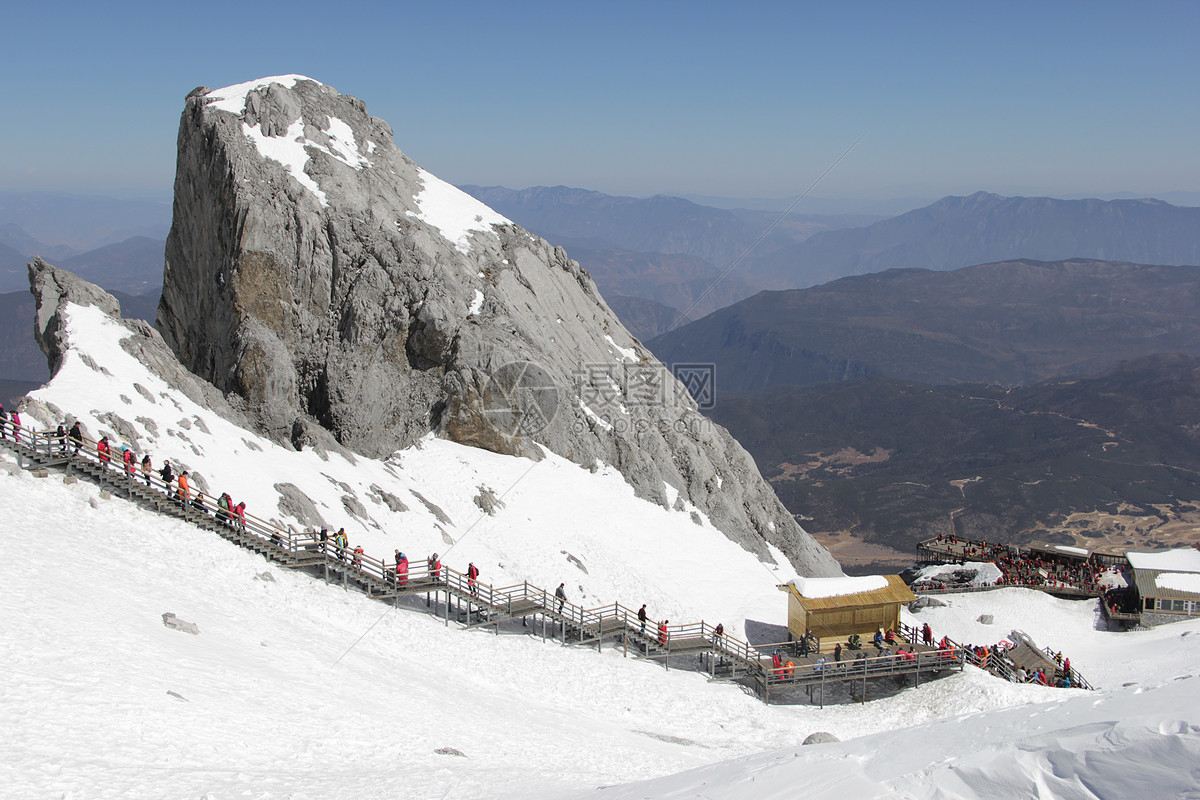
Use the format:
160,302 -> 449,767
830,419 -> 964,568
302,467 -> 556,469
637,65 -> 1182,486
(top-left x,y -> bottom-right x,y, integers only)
605,295 -> 692,341
459,184 -> 773,268
0,191 -> 171,251
458,185 -> 885,325
0,233 -> 166,294
748,192 -> 1200,289
560,244 -> 757,321
0,223 -> 78,260
59,236 -> 165,295
652,258 -> 1200,392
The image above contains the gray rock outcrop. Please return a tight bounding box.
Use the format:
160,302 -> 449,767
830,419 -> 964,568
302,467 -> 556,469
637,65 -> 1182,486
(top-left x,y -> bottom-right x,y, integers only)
162,612 -> 200,635
802,732 -> 840,745
908,596 -> 948,612
154,76 -> 838,576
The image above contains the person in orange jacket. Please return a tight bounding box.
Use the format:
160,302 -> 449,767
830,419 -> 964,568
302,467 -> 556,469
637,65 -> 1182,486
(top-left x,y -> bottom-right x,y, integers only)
177,471 -> 190,506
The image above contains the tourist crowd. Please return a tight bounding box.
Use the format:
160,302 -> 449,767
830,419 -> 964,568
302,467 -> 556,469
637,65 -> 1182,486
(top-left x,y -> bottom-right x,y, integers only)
919,534 -> 1119,595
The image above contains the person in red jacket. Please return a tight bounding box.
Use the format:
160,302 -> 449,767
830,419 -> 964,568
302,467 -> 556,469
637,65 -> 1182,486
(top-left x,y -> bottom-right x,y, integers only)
233,501 -> 246,531
658,620 -> 670,647
97,436 -> 111,464
122,447 -> 135,477
352,544 -> 364,569
771,649 -> 783,677
395,550 -> 409,587
428,553 -> 441,583
467,562 -> 480,596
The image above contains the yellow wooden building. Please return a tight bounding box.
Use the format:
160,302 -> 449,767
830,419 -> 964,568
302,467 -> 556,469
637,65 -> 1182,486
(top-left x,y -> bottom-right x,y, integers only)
779,575 -> 917,641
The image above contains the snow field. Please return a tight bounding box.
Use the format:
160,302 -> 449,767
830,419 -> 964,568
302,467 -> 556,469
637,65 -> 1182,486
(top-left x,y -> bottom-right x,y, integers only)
0,459 -> 964,798
4,448 -> 1200,798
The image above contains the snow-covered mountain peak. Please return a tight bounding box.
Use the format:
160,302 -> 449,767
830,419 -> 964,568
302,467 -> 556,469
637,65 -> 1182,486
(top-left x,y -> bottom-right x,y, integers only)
203,74 -> 323,114
159,77 -> 840,577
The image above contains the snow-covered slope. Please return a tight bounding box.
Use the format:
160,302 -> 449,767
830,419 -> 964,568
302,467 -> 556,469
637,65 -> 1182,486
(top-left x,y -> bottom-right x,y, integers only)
24,300 -> 800,635
5,453 -> 1199,799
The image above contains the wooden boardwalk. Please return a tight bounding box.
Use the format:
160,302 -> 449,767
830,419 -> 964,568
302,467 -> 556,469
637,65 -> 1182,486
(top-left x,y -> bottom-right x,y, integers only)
1,426 -> 1092,703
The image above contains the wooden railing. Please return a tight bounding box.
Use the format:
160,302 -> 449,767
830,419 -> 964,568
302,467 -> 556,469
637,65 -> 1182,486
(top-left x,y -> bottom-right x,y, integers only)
0,423 -> 775,683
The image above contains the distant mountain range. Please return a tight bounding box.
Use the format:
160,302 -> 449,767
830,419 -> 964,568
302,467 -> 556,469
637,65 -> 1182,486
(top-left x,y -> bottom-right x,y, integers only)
651,258 -> 1200,392
462,189 -> 1200,342
0,215 -> 166,294
745,192 -> 1200,289
56,236 -> 165,295
605,296 -> 692,342
0,191 -> 170,251
460,185 -> 776,267
458,185 -> 878,329
560,245 -> 756,327
709,354 -> 1200,572
0,223 -> 77,261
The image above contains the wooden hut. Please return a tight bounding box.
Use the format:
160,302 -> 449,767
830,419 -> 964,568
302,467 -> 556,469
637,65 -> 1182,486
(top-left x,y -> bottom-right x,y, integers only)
779,575 -> 916,641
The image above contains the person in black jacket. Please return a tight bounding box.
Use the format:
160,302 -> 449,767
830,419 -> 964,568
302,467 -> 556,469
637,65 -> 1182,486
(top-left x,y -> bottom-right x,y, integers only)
159,461 -> 174,488
68,421 -> 84,455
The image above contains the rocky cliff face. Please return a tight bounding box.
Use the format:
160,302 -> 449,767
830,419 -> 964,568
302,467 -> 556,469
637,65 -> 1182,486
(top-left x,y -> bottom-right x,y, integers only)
157,75 -> 839,576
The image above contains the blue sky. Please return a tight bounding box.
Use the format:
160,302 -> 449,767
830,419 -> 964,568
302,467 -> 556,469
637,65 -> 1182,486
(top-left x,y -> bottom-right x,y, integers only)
2,1 -> 1197,203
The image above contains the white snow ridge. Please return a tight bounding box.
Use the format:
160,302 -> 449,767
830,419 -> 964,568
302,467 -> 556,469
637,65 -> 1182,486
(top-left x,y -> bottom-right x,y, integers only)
408,166 -> 511,253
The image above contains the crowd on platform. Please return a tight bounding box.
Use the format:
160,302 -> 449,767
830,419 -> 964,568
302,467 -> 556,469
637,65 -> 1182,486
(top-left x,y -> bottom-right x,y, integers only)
920,534 -> 1119,595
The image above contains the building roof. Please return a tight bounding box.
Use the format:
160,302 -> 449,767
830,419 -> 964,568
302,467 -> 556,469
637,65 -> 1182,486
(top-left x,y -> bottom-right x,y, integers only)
1126,548 -> 1200,573
1131,569 -> 1200,601
788,575 -> 887,598
1030,543 -> 1091,560
779,574 -> 916,611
